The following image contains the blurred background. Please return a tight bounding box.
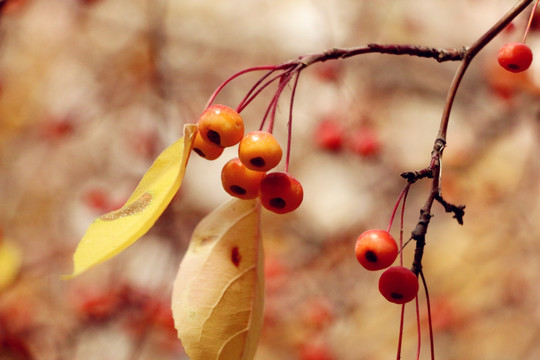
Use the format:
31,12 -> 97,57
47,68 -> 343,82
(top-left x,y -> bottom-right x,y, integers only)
0,0 -> 539,359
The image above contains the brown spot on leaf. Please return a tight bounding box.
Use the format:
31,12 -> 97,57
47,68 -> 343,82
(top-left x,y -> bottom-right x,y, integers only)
231,246 -> 241,267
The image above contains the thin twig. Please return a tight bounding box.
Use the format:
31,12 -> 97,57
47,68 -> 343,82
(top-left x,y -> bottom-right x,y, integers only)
410,0 -> 534,276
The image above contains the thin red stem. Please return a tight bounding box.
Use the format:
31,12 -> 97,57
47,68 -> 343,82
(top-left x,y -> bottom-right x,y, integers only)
415,296 -> 421,360
238,67 -> 297,114
387,184 -> 411,234
399,185 -> 410,266
420,270 -> 435,360
522,0 -> 540,43
237,68 -> 281,113
396,304 -> 406,360
204,65 -> 277,110
261,73 -> 292,133
285,69 -> 301,173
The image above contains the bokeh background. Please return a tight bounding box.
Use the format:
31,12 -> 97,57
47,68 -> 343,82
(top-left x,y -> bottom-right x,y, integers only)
1,0 -> 539,359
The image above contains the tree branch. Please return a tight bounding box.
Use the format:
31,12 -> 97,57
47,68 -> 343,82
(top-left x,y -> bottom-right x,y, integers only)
409,0 -> 534,275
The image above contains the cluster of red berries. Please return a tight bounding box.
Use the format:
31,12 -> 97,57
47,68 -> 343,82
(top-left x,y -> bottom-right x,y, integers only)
313,119 -> 380,157
193,104 -> 303,214
355,229 -> 418,304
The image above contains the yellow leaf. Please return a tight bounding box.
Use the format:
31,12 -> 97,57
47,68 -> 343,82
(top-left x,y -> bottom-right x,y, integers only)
65,124 -> 197,279
0,239 -> 22,291
172,199 -> 264,360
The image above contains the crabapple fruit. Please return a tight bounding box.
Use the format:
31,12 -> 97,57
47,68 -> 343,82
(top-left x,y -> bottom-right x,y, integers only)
355,229 -> 398,271
238,131 -> 282,171
192,131 -> 224,160
378,266 -> 419,304
197,104 -> 244,147
221,158 -> 266,200
497,42 -> 533,73
259,172 -> 303,214
348,127 -> 380,157
314,119 -> 344,152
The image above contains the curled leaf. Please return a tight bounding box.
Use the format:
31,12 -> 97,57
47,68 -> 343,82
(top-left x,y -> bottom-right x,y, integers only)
65,124 -> 197,279
172,199 -> 264,360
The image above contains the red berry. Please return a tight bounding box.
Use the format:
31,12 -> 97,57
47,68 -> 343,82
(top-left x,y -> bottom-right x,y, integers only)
192,130 -> 224,160
355,229 -> 398,271
259,172 -> 303,214
197,104 -> 244,147
238,131 -> 282,171
378,266 -> 419,304
313,61 -> 343,83
299,341 -> 335,360
314,119 -> 344,152
221,158 -> 266,200
497,42 -> 533,73
348,127 -> 380,157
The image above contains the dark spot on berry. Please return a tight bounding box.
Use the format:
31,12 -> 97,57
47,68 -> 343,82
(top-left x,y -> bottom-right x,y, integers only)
365,250 -> 378,263
269,197 -> 286,209
230,185 -> 247,195
508,63 -> 519,70
207,130 -> 221,145
193,148 -> 206,157
250,157 -> 266,167
391,292 -> 403,300
231,246 -> 241,267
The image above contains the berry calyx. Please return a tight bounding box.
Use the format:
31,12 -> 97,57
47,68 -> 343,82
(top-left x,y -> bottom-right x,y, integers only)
238,131 -> 283,171
192,131 -> 224,160
221,158 -> 266,200
378,266 -> 419,304
355,229 -> 398,271
259,172 -> 303,214
198,104 -> 244,147
497,42 -> 533,73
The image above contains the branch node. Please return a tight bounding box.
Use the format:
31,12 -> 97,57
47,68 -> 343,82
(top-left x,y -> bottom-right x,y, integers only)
400,168 -> 434,184
434,194 -> 466,225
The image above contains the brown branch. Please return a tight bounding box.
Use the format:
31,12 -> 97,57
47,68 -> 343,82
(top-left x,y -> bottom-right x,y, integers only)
292,44 -> 466,68
409,0 -> 534,275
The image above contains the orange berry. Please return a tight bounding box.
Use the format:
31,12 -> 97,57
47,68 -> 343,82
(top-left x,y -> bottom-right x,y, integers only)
238,131 -> 282,171
221,158 -> 266,199
497,42 -> 533,73
259,172 -> 303,214
355,229 -> 398,271
198,104 -> 244,147
192,131 -> 224,160
379,266 -> 419,304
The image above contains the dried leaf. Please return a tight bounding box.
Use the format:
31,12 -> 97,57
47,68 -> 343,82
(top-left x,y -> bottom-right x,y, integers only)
65,124 -> 197,279
172,199 -> 264,360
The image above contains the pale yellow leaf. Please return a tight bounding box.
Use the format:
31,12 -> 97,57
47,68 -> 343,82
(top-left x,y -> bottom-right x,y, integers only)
65,124 -> 197,279
172,199 -> 264,360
